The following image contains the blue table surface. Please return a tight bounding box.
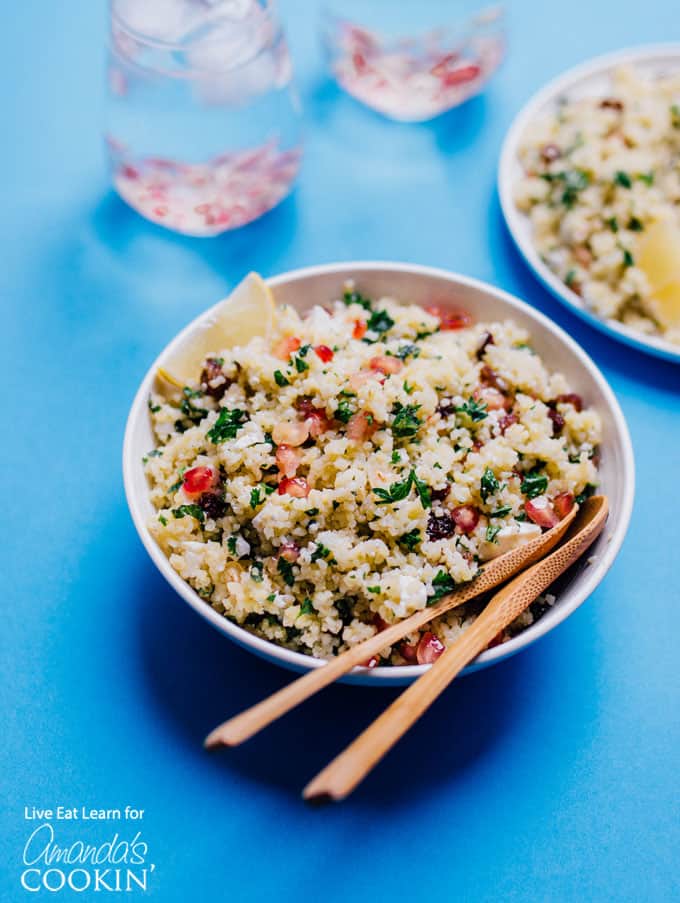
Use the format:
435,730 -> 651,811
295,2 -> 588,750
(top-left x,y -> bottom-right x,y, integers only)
3,2 -> 679,901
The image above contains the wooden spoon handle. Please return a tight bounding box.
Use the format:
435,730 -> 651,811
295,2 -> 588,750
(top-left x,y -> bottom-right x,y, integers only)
302,499 -> 607,801
204,508 -> 578,749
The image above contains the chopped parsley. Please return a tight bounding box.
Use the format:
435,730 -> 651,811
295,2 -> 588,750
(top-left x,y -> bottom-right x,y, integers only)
343,289 -> 372,310
456,397 -> 488,423
542,169 -> 590,207
672,104 -> 680,128
621,247 -> 635,268
158,514 -> 168,526
489,506 -> 512,518
367,586 -> 381,594
403,381 -> 414,395
392,402 -> 422,438
179,387 -> 208,425
372,468 -> 431,509
480,466 -> 500,502
274,370 -> 289,387
395,343 -> 421,360
294,355 -> 309,373
227,536 -> 238,554
366,309 -> 395,335
614,170 -> 632,188
250,561 -> 264,583
250,487 -> 262,509
627,216 -> 644,232
521,471 -> 548,499
172,504 -> 205,524
428,570 -> 455,604
148,399 -> 161,413
391,451 -> 401,464
638,171 -> 654,186
398,528 -> 421,552
335,399 -> 355,423
485,524 -> 501,543
606,216 -> 619,233
576,483 -> 597,505
299,598 -> 315,616
206,407 -> 247,444
277,556 -> 295,586
311,543 -> 335,564
305,507 -> 320,517
565,269 -> 578,288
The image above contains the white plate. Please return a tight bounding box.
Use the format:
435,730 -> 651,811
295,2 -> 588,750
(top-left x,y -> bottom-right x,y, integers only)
498,44 -> 680,365
123,262 -> 635,685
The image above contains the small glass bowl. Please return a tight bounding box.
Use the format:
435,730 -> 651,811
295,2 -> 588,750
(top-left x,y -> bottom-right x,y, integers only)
321,2 -> 506,122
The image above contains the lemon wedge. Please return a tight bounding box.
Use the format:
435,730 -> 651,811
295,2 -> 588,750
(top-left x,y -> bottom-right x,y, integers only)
636,220 -> 680,330
157,272 -> 276,387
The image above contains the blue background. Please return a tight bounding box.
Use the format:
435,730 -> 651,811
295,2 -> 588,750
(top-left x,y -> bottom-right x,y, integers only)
2,2 -> 679,901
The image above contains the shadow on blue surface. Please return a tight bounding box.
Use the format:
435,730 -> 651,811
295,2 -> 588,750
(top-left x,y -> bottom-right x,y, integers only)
133,553 -> 534,806
91,189 -> 301,285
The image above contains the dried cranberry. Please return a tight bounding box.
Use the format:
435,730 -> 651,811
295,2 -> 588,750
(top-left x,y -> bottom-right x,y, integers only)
430,484 -> 451,502
555,393 -> 583,412
427,512 -> 455,541
436,398 -> 456,417
600,97 -> 624,111
198,492 -> 227,519
498,413 -> 518,435
548,408 -> 565,436
480,365 -> 510,394
540,143 -> 562,163
476,331 -> 495,360
200,358 -> 228,398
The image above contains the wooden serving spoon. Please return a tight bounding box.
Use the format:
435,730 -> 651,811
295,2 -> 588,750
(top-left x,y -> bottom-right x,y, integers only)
303,495 -> 608,802
205,504 -> 579,750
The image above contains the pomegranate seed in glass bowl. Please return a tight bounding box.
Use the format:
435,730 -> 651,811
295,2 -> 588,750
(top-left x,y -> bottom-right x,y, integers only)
320,0 -> 505,122
106,0 -> 303,236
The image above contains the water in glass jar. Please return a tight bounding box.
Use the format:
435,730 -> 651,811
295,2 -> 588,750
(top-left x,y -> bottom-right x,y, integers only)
107,0 -> 303,236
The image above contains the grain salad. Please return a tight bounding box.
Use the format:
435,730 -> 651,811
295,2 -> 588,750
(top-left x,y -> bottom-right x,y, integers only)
144,285 -> 601,667
514,66 -> 680,345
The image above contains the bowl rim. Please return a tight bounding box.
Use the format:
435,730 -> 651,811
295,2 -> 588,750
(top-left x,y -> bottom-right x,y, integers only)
122,260 -> 635,683
498,42 -> 680,365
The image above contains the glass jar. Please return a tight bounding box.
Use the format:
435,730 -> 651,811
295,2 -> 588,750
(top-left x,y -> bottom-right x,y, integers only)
106,0 -> 303,236
321,1 -> 505,122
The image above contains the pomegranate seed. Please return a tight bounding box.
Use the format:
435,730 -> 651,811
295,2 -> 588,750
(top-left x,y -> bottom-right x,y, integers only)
352,51 -> 368,73
353,319 -> 367,340
275,444 -> 303,478
555,393 -> 583,412
424,304 -> 473,330
474,386 -> 509,411
183,466 -> 217,497
314,344 -> 334,363
451,505 -> 480,534
440,64 -> 480,87
525,496 -> 559,529
548,408 -> 565,435
305,411 -> 332,438
553,492 -> 575,520
369,355 -> 403,375
278,476 -> 310,498
346,410 -> 378,441
349,370 -> 380,391
272,420 -> 310,447
498,413 -> 518,435
400,642 -> 418,663
279,541 -> 300,563
416,632 -> 445,665
273,335 -> 301,360
373,613 -> 389,632
360,655 -> 380,669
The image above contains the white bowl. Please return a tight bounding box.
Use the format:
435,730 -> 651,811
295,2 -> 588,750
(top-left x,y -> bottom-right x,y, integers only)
123,262 -> 634,685
498,44 -> 680,365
